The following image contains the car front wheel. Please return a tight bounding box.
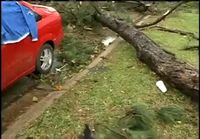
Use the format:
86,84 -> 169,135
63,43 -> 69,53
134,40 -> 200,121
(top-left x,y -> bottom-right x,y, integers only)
35,44 -> 54,74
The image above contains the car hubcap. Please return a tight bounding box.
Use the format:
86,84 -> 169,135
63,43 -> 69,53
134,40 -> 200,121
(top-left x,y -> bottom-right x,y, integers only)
40,49 -> 52,71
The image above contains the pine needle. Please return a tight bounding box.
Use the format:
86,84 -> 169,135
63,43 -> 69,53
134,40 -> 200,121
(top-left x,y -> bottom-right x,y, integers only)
119,103 -> 155,130
157,105 -> 185,124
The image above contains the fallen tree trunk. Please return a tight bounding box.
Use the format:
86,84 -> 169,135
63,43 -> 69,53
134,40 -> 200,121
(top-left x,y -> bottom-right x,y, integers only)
94,14 -> 199,101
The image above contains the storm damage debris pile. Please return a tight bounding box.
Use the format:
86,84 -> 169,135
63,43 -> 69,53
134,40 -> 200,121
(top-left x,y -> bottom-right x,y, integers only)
80,104 -> 185,139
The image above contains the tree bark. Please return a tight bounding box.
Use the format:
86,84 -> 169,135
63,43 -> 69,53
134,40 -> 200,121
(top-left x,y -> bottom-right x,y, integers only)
94,14 -> 199,101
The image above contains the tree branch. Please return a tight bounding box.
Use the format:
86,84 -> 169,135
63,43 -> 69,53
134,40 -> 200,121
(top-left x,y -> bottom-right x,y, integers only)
182,46 -> 199,51
142,25 -> 199,40
134,1 -> 187,28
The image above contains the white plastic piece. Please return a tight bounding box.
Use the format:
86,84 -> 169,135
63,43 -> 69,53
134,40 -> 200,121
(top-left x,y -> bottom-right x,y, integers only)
101,36 -> 116,46
156,80 -> 167,93
55,68 -> 61,72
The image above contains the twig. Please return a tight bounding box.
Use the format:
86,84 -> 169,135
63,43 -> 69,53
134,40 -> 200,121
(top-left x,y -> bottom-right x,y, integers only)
142,25 -> 199,40
56,63 -> 68,72
182,46 -> 199,51
134,1 -> 187,28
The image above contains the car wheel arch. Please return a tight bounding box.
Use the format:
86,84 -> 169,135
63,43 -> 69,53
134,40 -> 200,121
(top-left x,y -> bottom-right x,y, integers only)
45,40 -> 54,49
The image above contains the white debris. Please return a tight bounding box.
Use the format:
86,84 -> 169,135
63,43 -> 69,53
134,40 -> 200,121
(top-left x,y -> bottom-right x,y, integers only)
83,26 -> 93,31
156,80 -> 167,93
177,121 -> 182,124
55,63 -> 68,72
55,68 -> 61,72
92,128 -> 95,132
101,36 -> 116,46
32,96 -> 39,102
66,24 -> 74,32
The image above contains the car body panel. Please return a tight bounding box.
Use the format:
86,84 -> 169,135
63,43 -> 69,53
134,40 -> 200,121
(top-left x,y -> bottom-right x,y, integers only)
1,1 -> 64,91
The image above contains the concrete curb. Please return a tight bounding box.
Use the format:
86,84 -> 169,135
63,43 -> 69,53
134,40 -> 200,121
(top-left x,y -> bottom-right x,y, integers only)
2,37 -> 122,139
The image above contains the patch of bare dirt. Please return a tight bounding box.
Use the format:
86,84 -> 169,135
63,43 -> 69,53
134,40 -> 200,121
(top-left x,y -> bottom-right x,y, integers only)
2,89 -> 49,134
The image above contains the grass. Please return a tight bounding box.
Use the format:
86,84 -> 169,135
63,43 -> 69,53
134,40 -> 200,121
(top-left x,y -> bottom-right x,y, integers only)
17,42 -> 198,139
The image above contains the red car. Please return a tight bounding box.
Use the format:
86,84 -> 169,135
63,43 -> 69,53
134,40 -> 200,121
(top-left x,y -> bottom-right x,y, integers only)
1,1 -> 64,91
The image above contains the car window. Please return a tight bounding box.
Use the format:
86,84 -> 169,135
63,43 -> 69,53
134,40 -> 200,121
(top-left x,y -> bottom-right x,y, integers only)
26,7 -> 42,22
33,11 -> 42,22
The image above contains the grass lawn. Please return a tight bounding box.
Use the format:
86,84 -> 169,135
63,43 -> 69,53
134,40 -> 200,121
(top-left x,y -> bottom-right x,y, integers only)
17,41 -> 198,139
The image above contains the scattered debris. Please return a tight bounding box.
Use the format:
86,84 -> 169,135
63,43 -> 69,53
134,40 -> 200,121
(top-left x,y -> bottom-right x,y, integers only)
83,26 -> 93,31
177,121 -> 182,124
101,36 -> 116,46
55,63 -> 68,73
156,80 -> 167,93
157,105 -> 185,123
119,103 -> 155,130
51,56 -> 63,73
54,85 -> 63,91
86,103 -> 186,139
78,109 -> 83,112
66,24 -> 74,32
32,96 -> 39,102
55,68 -> 61,72
71,59 -> 76,64
90,54 -> 95,59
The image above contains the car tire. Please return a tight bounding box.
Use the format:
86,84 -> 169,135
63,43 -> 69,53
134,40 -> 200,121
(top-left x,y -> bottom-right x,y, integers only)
35,44 -> 54,74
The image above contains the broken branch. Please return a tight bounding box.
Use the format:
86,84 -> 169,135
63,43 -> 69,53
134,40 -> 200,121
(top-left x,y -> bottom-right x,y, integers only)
182,46 -> 199,51
142,25 -> 199,40
134,1 -> 187,28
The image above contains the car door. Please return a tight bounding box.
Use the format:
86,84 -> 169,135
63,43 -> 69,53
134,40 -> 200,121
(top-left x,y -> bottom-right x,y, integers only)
2,36 -> 36,90
2,8 -> 42,90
